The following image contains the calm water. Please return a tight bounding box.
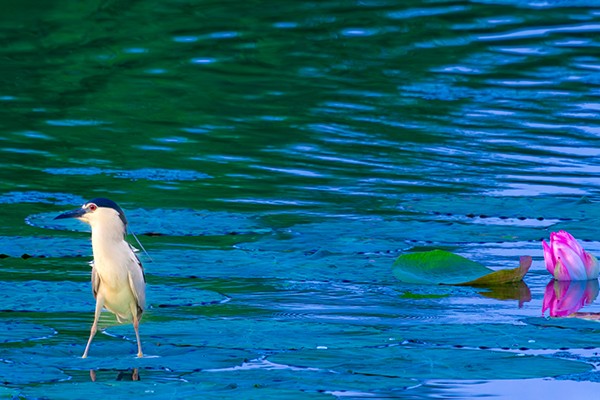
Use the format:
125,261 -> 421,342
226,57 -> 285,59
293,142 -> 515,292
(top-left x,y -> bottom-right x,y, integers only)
1,1 -> 600,398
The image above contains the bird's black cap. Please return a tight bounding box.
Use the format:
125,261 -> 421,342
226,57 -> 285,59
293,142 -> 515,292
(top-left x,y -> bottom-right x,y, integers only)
87,197 -> 128,226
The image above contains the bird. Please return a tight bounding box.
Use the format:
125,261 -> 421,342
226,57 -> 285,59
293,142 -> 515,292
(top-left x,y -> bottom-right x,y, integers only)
55,198 -> 145,358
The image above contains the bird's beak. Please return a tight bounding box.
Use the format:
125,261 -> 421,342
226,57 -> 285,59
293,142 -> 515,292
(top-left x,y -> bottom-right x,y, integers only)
54,208 -> 87,220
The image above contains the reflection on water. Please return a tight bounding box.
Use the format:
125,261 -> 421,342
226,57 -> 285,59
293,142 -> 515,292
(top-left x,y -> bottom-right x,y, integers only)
418,378 -> 600,400
479,281 -> 531,308
89,368 -> 140,382
542,279 -> 599,317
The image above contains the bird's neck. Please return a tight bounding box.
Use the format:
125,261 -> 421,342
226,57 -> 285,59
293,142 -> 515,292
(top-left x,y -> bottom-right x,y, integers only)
90,222 -> 127,258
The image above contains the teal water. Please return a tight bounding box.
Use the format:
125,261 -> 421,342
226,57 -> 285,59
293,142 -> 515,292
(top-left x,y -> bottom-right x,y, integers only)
1,1 -> 600,398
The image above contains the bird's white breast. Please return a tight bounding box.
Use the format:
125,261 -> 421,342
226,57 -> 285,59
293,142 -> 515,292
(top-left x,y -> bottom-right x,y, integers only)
92,236 -> 131,289
90,226 -> 142,320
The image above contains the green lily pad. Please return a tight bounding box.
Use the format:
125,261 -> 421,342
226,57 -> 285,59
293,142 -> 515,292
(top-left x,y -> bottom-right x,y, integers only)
0,361 -> 66,385
269,346 -> 591,380
392,250 -> 531,286
0,236 -> 90,257
189,363 -> 417,395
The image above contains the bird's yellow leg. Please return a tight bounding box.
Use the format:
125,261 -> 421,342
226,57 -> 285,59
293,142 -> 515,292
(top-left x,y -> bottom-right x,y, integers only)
82,294 -> 104,358
131,302 -> 143,358
133,316 -> 143,358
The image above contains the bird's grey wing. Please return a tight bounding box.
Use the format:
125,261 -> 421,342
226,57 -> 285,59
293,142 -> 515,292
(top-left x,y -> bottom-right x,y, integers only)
128,244 -> 146,282
127,246 -> 146,316
91,261 -> 100,299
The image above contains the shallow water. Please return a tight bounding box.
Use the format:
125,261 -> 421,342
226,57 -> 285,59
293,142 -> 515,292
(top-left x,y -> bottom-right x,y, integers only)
1,0 -> 600,398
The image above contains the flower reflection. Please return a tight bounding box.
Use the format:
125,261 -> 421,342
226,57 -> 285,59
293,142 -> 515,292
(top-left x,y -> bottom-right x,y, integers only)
542,279 -> 599,317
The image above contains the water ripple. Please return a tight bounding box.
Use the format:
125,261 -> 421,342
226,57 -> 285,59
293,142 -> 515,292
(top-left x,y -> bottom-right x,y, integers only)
44,168 -> 210,181
478,23 -> 600,41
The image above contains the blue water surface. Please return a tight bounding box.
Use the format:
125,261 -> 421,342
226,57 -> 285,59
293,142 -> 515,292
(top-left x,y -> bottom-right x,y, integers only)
1,0 -> 600,398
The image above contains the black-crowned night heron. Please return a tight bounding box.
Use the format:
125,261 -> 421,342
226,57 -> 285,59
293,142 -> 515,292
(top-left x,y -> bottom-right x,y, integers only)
55,198 -> 145,358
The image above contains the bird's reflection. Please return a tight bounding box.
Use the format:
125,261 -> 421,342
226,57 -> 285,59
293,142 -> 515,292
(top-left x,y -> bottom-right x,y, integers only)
90,368 -> 140,382
542,279 -> 599,317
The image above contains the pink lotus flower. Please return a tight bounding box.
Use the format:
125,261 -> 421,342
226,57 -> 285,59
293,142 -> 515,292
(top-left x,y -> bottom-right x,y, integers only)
542,230 -> 599,281
542,279 -> 599,317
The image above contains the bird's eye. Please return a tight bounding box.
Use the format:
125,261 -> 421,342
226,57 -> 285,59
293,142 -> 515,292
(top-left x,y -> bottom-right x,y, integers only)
89,204 -> 97,212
